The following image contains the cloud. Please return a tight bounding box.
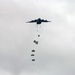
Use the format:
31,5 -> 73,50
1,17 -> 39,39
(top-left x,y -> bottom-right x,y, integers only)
0,0 -> 75,75
0,69 -> 12,75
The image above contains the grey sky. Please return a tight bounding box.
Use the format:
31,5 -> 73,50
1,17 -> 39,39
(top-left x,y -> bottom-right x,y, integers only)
0,0 -> 75,75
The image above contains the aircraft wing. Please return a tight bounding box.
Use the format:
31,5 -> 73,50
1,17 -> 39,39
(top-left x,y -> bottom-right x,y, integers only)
41,19 -> 51,22
26,19 -> 37,23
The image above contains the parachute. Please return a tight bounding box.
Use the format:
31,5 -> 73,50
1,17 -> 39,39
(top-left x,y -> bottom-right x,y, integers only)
33,40 -> 39,45
31,50 -> 35,52
31,54 -> 35,56
32,59 -> 35,61
38,35 -> 40,37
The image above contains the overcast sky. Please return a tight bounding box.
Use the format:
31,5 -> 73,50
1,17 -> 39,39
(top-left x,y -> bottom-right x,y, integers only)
0,0 -> 75,75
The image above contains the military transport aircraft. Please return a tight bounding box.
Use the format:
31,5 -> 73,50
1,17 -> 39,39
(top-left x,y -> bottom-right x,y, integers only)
26,18 -> 51,24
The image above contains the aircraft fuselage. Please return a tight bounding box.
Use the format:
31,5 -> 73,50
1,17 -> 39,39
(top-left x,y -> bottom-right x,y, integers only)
36,18 -> 42,24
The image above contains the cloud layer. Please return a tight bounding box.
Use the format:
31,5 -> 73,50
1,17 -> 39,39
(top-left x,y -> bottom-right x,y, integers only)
0,0 -> 75,75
